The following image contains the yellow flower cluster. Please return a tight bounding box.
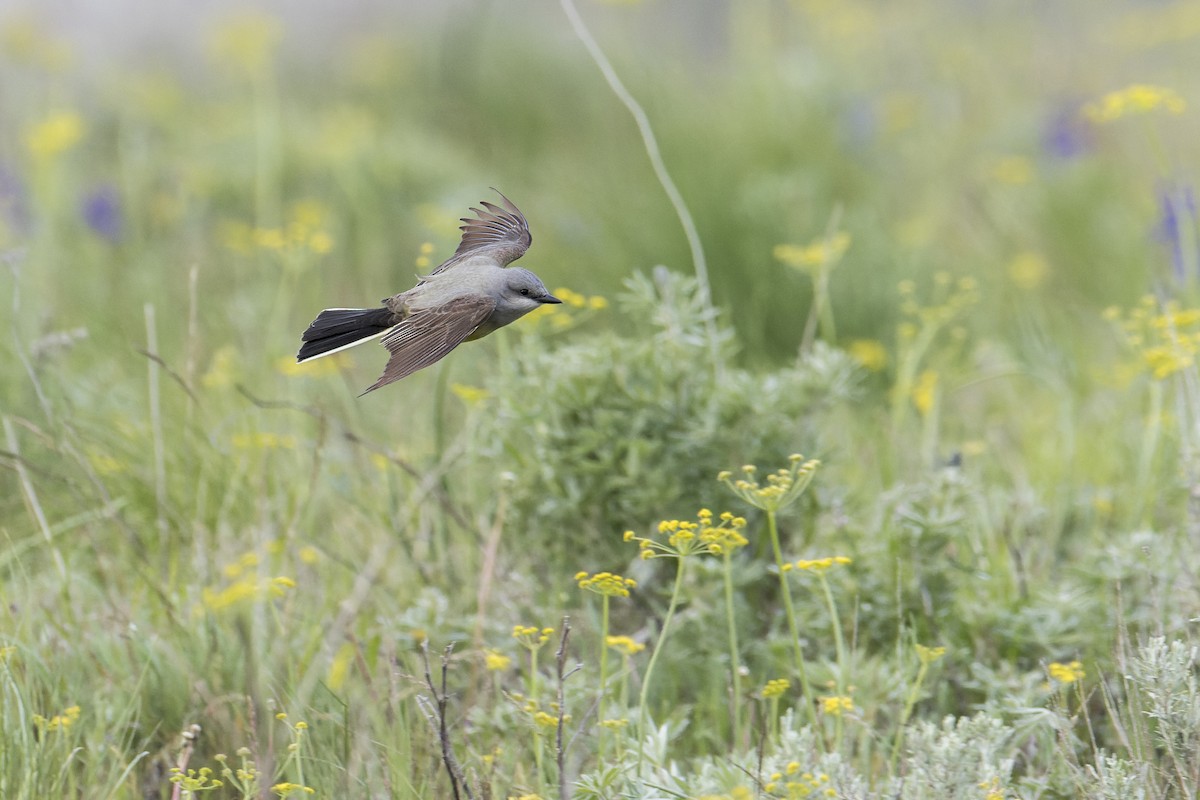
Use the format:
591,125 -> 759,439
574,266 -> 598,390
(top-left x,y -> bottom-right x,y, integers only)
208,10 -> 282,76
624,509 -> 746,559
1047,660 -> 1085,684
32,705 -> 81,732
485,649 -> 513,671
575,570 -> 637,597
512,625 -> 555,650
718,455 -> 820,513
605,635 -> 645,656
221,200 -> 334,257
1106,296 -> 1200,380
898,274 -> 980,333
272,782 -> 316,797
819,695 -> 854,716
170,767 -> 224,792
533,710 -> 568,729
764,767 -> 833,798
915,644 -> 947,664
774,232 -> 851,273
599,717 -> 629,730
847,339 -> 888,372
1084,84 -> 1186,123
781,556 -> 851,574
450,383 -> 490,405
527,286 -> 608,330
25,111 -> 84,159
201,571 -> 295,614
911,369 -> 939,417
761,677 -> 791,699
978,777 -> 1007,800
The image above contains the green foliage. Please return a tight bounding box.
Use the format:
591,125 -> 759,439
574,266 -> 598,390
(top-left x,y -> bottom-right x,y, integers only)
478,269 -> 860,564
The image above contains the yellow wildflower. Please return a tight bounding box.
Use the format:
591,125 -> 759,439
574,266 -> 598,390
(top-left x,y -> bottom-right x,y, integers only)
819,695 -> 854,715
576,570 -> 637,597
298,545 -> 320,564
512,625 -> 554,650
1084,84 -> 1186,123
911,369 -> 939,416
450,383 -> 490,404
209,10 -> 283,76
485,649 -> 513,671
1008,251 -> 1049,290
774,231 -> 851,273
271,783 -> 315,797
847,339 -> 888,371
792,556 -> 852,574
760,677 -> 791,699
605,635 -> 645,656
327,642 -> 355,691
915,644 -> 947,664
26,111 -> 84,159
32,704 -> 81,732
1048,660 -> 1085,684
719,454 -> 820,513
990,156 -> 1034,185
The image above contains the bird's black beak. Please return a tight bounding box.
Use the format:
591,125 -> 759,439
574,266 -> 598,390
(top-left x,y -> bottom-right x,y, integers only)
541,293 -> 562,304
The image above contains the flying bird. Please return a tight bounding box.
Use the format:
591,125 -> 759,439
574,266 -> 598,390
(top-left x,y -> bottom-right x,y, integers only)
296,191 -> 560,393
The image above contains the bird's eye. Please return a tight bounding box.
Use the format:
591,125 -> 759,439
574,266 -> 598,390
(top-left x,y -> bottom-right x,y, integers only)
519,288 -> 530,296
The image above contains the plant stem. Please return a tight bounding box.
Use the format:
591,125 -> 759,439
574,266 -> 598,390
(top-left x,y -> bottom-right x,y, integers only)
721,551 -> 743,750
818,573 -> 847,750
598,594 -> 610,763
636,558 -> 687,775
889,661 -> 930,774
766,511 -> 819,729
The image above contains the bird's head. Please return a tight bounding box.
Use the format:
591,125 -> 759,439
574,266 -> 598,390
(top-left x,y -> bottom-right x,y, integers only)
501,268 -> 561,312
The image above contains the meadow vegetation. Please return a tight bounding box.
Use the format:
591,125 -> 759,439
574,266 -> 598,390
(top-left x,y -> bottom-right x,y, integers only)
2,1 -> 1200,798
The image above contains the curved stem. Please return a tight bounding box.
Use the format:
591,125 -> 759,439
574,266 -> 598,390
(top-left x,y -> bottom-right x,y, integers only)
637,558 -> 687,775
598,595 -> 610,763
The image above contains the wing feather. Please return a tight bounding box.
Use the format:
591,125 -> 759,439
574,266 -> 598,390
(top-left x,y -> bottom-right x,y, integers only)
427,189 -> 531,275
362,295 -> 495,394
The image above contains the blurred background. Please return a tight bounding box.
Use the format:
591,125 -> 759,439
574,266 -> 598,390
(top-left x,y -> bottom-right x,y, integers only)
2,0 -> 1200,795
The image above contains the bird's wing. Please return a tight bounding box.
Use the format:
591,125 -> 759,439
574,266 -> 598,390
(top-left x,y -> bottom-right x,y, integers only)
428,190 -> 532,275
362,294 -> 496,394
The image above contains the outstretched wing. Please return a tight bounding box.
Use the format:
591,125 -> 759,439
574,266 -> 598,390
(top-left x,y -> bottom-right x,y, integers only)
362,294 -> 495,394
428,190 -> 532,276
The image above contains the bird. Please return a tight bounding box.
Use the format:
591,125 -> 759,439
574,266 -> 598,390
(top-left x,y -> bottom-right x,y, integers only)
296,190 -> 560,394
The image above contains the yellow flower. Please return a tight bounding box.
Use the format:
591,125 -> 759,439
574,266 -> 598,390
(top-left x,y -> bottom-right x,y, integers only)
1008,251 -> 1049,290
760,677 -> 791,699
33,704 -> 81,732
576,571 -> 637,597
911,369 -> 939,416
298,546 -> 320,564
209,10 -> 283,76
533,710 -> 566,729
450,383 -> 490,405
847,339 -> 888,371
485,649 -> 513,671
719,455 -> 820,513
512,625 -> 554,650
819,695 -> 854,715
26,111 -> 84,159
1084,84 -> 1186,123
271,783 -> 315,797
1048,660 -> 1085,684
605,635 -> 645,656
990,156 -> 1034,185
327,642 -> 356,691
915,644 -> 947,664
587,295 -> 609,310
774,231 -> 851,272
792,556 -> 852,574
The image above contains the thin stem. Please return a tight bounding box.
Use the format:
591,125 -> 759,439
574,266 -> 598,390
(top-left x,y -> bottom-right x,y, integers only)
637,558 -> 687,775
889,661 -> 930,774
766,511 -> 819,729
818,573 -> 847,750
722,551 -> 743,750
598,595 -> 610,763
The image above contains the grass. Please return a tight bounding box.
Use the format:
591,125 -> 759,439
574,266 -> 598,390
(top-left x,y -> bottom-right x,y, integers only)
2,1 -> 1200,798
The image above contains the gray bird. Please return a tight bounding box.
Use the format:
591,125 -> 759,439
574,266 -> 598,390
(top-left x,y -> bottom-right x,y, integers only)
296,191 -> 560,393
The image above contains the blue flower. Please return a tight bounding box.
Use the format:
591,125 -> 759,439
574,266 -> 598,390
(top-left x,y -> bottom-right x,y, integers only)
81,185 -> 122,242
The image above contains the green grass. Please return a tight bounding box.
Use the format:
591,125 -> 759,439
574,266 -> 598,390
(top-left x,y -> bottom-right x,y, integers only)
2,1 -> 1200,798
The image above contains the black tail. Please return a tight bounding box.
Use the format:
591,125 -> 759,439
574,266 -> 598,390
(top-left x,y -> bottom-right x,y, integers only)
297,307 -> 396,361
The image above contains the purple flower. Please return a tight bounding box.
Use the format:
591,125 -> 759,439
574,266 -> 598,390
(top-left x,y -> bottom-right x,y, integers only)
81,185 -> 122,242
1042,105 -> 1091,160
1158,182 -> 1198,283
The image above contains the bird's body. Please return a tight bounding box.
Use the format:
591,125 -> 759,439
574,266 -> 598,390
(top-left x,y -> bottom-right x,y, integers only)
297,192 -> 559,393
